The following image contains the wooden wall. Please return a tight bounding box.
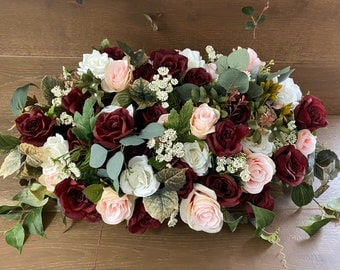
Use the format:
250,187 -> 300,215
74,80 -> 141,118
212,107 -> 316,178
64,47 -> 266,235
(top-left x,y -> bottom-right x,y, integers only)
1,0 -> 340,114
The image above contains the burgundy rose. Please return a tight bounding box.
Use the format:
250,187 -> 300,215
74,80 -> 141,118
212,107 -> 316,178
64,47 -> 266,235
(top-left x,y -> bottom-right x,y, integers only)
149,49 -> 188,78
54,178 -> 101,222
207,119 -> 249,157
133,63 -> 155,82
100,46 -> 124,60
15,109 -> 56,147
62,87 -> 90,114
67,128 -> 83,150
134,104 -> 168,130
93,107 -> 134,149
273,144 -> 308,187
242,184 -> 274,217
200,174 -> 242,207
294,95 -> 328,132
184,67 -> 212,86
127,198 -> 162,233
226,94 -> 251,125
175,160 -> 198,199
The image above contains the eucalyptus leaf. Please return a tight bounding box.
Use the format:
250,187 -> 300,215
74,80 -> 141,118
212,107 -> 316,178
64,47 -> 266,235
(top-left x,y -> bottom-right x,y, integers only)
0,147 -> 21,178
218,68 -> 249,93
266,66 -> 291,81
83,184 -> 104,203
89,143 -> 108,168
5,224 -> 25,253
10,83 -> 37,116
0,133 -> 20,151
175,83 -> 200,101
227,49 -> 250,71
139,122 -> 165,139
216,55 -> 229,74
23,207 -> 46,237
119,135 -> 145,146
106,151 -> 124,181
291,182 -> 314,207
143,190 -> 178,223
298,215 -> 334,237
247,82 -> 264,99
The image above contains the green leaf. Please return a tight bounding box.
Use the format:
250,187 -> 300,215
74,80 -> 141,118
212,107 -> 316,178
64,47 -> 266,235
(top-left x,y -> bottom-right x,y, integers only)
72,97 -> 96,143
227,49 -> 250,71
89,143 -> 108,168
222,209 -> 243,232
218,68 -> 249,93
163,108 -> 180,130
111,90 -> 132,108
245,21 -> 255,30
242,6 -> 254,16
0,133 -> 20,151
257,15 -> 265,24
247,82 -> 264,99
13,187 -> 49,207
5,224 -> 25,253
139,122 -> 165,139
249,203 -> 275,237
106,151 -> 124,181
314,149 -> 340,181
291,182 -> 314,207
83,184 -> 104,203
324,197 -> 340,214
23,207 -> 46,237
298,215 -> 334,237
267,66 -> 291,81
178,99 -> 194,133
143,190 -> 178,223
0,204 -> 23,220
148,156 -> 166,171
119,135 -> 145,146
99,38 -> 110,49
117,41 -> 147,68
10,83 -> 37,116
0,147 -> 21,178
216,55 -> 229,74
175,83 -> 200,101
156,167 -> 187,191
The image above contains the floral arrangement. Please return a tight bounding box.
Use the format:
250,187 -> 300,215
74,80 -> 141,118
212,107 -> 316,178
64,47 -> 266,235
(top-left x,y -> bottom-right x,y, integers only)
0,39 -> 339,253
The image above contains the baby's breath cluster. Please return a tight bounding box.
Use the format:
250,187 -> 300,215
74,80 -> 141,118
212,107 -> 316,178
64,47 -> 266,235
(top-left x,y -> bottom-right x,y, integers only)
205,45 -> 223,62
273,121 -> 297,149
50,84 -> 74,126
147,128 -> 184,164
149,67 -> 178,108
216,154 -> 250,182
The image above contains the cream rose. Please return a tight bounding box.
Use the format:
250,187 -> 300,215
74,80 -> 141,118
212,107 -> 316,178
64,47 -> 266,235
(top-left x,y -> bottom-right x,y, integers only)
180,183 -> 223,233
178,48 -> 205,70
101,60 -> 133,92
77,49 -> 112,79
120,155 -> 159,197
96,187 -> 135,225
38,165 -> 67,192
243,153 -> 276,194
204,63 -> 218,80
181,141 -> 211,176
190,103 -> 220,139
241,134 -> 274,156
276,78 -> 302,109
295,129 -> 317,156
246,48 -> 265,72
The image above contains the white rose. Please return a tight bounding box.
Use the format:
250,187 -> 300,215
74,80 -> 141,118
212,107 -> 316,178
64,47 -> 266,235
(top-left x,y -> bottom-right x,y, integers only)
120,155 -> 160,197
181,141 -> 211,176
178,48 -> 205,70
42,133 -> 69,165
276,78 -> 302,109
77,49 -> 113,79
241,134 -> 274,156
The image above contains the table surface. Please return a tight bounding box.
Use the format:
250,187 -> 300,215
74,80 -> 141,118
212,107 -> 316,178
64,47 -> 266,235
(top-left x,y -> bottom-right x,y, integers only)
0,115 -> 339,270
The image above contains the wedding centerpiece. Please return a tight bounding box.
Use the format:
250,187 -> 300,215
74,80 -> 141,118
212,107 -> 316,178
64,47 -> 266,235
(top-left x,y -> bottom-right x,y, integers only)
0,39 -> 339,253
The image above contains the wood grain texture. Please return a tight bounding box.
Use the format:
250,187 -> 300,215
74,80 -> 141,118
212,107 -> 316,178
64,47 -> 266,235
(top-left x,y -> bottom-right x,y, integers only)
0,1 -> 340,269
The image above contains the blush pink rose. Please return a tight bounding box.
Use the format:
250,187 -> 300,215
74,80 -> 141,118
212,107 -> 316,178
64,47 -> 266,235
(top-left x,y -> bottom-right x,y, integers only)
101,60 -> 133,92
96,187 -> 135,225
295,129 -> 317,156
190,103 -> 220,139
244,153 -> 276,194
180,183 -> 223,233
246,48 -> 265,72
